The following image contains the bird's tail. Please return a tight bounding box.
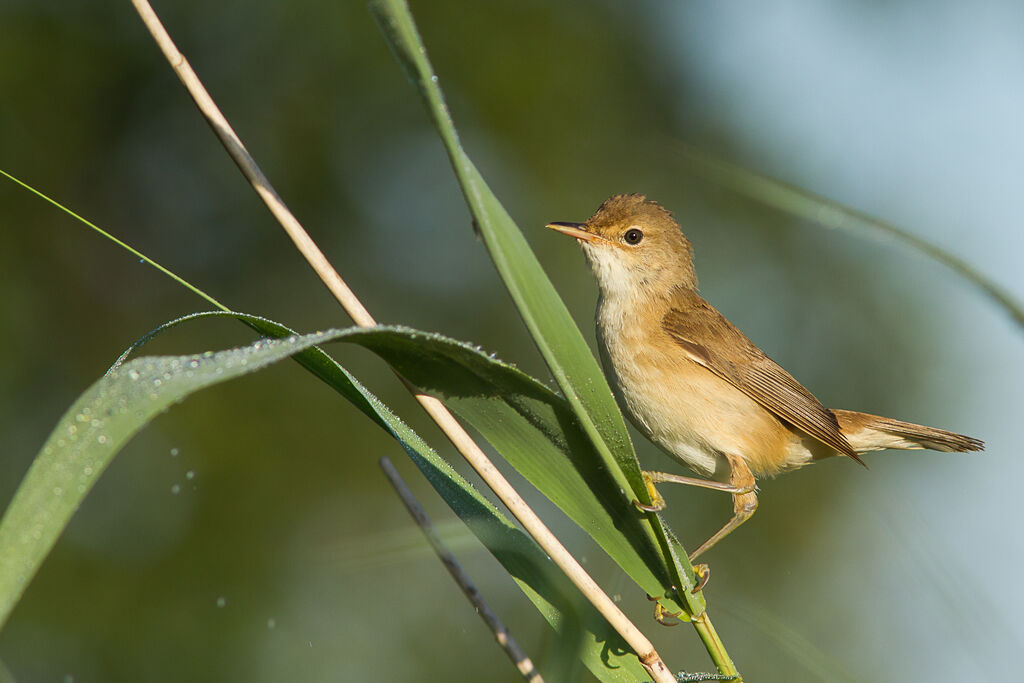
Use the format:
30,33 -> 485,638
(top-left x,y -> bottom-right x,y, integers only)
833,409 -> 984,454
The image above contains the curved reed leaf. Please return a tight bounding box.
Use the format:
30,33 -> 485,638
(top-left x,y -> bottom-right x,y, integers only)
0,323 -> 647,679
113,313 -> 683,608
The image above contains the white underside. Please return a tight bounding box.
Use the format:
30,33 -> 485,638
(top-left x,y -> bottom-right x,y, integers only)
591,262 -> 819,480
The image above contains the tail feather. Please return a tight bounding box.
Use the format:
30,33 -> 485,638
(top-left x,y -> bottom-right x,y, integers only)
833,409 -> 984,454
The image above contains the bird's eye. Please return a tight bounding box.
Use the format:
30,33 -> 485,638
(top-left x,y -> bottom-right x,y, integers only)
623,228 -> 643,245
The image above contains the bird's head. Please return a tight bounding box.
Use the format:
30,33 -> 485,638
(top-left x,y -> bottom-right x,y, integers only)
547,194 -> 697,299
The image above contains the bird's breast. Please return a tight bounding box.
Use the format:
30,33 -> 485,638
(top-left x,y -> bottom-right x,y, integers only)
596,297 -> 801,480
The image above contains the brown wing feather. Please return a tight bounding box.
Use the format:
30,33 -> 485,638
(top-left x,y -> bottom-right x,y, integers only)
662,294 -> 861,462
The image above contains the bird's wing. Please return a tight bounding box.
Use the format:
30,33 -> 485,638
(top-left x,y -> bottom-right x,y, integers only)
661,294 -> 861,461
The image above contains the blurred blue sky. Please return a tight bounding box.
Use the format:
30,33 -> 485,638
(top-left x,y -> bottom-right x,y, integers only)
655,2 -> 1023,679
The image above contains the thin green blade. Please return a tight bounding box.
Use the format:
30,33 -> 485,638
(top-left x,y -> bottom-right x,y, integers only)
115,312 -> 690,614
369,0 -> 640,503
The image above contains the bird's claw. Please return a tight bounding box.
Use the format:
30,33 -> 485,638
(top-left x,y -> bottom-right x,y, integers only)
633,497 -> 664,513
691,563 -> 710,593
647,594 -> 684,626
635,471 -> 667,513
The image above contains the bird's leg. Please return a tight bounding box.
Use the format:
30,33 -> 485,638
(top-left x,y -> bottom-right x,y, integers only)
632,456 -> 759,561
633,469 -> 754,513
687,454 -> 758,561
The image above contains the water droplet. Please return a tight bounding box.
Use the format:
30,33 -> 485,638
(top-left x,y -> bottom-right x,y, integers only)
185,470 -> 195,480
216,596 -> 227,608
267,618 -> 276,629
170,484 -> 181,495
430,75 -> 438,83
170,448 -> 180,457
96,435 -> 107,445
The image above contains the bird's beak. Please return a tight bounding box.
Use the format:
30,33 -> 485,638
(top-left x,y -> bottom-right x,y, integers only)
546,221 -> 601,242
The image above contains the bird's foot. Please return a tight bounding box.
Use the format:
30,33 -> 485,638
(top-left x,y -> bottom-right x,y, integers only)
633,471 -> 667,512
647,593 -> 684,626
691,563 -> 710,593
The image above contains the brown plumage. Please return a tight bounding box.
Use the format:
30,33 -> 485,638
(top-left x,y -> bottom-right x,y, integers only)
548,193 -> 983,560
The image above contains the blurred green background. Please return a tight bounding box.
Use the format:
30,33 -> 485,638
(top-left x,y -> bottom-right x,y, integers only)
1,0 -> 1021,680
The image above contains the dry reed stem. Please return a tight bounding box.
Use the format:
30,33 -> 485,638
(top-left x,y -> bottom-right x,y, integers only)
129,1 -> 675,680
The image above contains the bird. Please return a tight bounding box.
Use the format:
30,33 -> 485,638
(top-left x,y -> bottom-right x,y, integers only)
548,193 -> 983,561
